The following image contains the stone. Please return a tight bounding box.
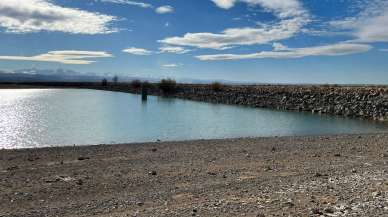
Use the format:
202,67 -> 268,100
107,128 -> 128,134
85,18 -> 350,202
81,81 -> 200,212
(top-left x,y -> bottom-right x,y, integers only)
78,156 -> 90,161
311,208 -> 323,215
324,207 -> 335,214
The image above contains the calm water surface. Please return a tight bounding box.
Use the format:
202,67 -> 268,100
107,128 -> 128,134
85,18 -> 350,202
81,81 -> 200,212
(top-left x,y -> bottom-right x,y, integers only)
1,89 -> 388,149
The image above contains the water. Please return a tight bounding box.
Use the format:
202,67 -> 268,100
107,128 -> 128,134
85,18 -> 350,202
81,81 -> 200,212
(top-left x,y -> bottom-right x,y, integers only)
1,89 -> 387,149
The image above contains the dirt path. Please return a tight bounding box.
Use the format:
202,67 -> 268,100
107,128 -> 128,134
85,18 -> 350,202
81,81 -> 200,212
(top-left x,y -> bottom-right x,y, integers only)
1,134 -> 388,216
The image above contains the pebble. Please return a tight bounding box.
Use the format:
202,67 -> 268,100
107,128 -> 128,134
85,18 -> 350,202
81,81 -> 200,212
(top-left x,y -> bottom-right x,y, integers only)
78,156 -> 90,161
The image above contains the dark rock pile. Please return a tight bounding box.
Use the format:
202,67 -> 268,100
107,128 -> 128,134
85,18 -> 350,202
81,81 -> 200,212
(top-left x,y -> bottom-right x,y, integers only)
99,84 -> 388,121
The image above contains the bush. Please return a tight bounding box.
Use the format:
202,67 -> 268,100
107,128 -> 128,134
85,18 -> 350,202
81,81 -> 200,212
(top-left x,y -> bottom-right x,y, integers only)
101,78 -> 108,86
112,75 -> 119,84
130,79 -> 142,89
142,81 -> 152,89
159,78 -> 177,93
211,82 -> 223,92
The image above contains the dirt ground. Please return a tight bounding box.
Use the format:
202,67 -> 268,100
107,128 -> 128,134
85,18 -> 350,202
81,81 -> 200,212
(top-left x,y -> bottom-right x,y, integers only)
1,134 -> 388,216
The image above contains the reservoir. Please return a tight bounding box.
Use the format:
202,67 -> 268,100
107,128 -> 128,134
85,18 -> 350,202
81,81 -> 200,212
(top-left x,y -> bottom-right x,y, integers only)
1,89 -> 387,149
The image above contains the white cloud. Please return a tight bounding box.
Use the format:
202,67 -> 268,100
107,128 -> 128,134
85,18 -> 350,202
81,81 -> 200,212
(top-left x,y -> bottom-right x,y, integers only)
380,49 -> 388,52
329,0 -> 388,43
272,42 -> 289,51
162,63 -> 180,68
122,47 -> 153,55
160,0 -> 309,49
155,5 -> 174,14
0,0 -> 117,34
211,0 -> 236,9
98,0 -> 153,8
160,18 -> 307,50
196,43 -> 371,61
0,50 -> 113,64
159,46 -> 191,54
211,0 -> 307,18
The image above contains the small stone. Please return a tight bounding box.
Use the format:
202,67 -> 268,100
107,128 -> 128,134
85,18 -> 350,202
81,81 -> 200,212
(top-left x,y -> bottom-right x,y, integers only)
151,148 -> 157,152
334,153 -> 341,157
311,208 -> 323,215
351,168 -> 357,173
324,207 -> 335,213
149,171 -> 157,176
76,179 -> 83,185
136,201 -> 144,206
78,156 -> 89,161
284,201 -> 294,207
207,171 -> 217,176
372,191 -> 381,197
6,166 -> 19,171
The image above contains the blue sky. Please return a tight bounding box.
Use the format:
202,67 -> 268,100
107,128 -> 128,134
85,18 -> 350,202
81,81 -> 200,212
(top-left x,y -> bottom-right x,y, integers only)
0,0 -> 388,84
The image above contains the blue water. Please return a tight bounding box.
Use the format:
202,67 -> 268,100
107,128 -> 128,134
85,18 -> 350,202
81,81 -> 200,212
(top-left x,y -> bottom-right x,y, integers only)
1,89 -> 387,149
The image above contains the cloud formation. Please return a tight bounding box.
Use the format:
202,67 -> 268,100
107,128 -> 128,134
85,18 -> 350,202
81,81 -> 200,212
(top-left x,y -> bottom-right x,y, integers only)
0,0 -> 117,34
211,0 -> 306,18
99,0 -> 152,8
196,43 -> 371,61
162,63 -> 180,68
159,0 -> 309,49
0,51 -> 113,64
329,0 -> 388,43
155,6 -> 174,14
122,47 -> 153,55
159,46 -> 191,54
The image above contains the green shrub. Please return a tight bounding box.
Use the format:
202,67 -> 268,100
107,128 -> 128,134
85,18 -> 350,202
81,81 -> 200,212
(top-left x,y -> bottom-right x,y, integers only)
211,82 -> 223,92
159,78 -> 177,93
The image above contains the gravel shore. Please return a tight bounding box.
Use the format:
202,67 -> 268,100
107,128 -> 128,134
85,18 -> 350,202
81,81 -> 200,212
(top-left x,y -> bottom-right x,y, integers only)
1,134 -> 388,216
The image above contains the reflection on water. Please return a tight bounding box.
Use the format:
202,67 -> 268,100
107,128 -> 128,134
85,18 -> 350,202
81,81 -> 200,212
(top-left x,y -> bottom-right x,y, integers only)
1,89 -> 388,149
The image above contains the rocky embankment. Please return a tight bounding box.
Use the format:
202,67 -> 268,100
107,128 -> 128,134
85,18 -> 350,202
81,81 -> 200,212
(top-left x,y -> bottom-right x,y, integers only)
102,84 -> 388,121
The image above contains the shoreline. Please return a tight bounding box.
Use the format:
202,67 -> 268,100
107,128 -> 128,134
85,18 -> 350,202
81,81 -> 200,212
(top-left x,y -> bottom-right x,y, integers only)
1,133 -> 388,216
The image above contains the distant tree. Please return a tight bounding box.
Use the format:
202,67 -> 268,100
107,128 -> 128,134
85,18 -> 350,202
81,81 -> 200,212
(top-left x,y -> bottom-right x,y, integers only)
130,79 -> 142,89
112,75 -> 119,84
101,78 -> 108,86
159,78 -> 177,94
211,81 -> 223,92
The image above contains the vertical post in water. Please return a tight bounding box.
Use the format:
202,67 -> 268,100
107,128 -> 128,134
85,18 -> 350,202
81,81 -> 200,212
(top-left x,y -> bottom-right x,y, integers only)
141,84 -> 148,101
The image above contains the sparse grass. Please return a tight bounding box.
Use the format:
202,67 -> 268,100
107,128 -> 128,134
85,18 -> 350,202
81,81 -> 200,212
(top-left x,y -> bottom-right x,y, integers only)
211,81 -> 223,92
159,78 -> 177,94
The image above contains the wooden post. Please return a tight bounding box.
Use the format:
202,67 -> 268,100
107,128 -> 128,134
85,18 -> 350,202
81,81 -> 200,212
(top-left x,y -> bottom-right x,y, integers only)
141,84 -> 148,101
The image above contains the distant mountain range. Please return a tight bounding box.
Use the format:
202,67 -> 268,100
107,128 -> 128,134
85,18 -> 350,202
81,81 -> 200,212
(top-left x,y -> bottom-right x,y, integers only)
0,68 -> 248,84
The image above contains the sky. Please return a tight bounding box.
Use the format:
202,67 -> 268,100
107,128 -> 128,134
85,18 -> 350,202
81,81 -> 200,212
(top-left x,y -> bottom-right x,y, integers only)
0,0 -> 388,84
